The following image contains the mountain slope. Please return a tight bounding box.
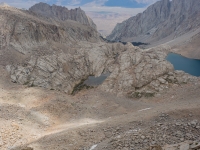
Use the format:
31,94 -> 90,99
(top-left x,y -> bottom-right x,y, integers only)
0,4 -> 103,94
0,4 -> 99,54
0,3 -> 197,96
107,0 -> 200,44
29,2 -> 96,29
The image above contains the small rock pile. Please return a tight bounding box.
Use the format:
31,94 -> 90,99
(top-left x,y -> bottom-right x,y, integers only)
102,114 -> 200,150
161,140 -> 200,150
0,122 -> 24,149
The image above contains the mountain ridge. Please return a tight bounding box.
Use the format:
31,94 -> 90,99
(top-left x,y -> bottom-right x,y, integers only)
29,2 -> 97,29
107,0 -> 200,45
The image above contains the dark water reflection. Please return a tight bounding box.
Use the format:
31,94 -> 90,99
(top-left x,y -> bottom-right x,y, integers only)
84,73 -> 110,86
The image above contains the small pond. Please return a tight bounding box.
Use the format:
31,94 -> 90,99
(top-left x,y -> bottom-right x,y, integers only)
72,73 -> 110,95
84,73 -> 110,86
166,53 -> 200,77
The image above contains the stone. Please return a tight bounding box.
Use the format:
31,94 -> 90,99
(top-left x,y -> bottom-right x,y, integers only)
190,120 -> 198,126
151,141 -> 157,145
190,143 -> 200,149
149,145 -> 162,150
0,133 -> 3,146
179,143 -> 189,150
158,78 -> 166,84
163,145 -> 177,150
22,147 -> 34,150
180,138 -> 184,142
176,122 -> 182,126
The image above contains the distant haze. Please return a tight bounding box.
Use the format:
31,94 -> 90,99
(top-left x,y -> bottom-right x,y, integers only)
83,7 -> 145,36
0,0 -> 159,8
0,0 -> 153,35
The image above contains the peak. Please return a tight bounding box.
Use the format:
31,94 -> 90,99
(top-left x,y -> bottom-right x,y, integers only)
30,2 -> 83,12
32,2 -> 58,7
0,2 -> 10,7
37,2 -> 48,5
33,2 -> 50,6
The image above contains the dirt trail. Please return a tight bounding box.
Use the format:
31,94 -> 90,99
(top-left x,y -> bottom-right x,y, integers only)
0,66 -> 200,150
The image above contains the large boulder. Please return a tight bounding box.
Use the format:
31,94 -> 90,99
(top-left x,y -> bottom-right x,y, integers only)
100,44 -> 198,97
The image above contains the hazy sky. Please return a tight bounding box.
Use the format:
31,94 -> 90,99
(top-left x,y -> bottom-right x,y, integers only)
0,0 -> 159,9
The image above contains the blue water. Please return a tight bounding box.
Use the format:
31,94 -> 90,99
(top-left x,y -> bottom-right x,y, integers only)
166,53 -> 200,77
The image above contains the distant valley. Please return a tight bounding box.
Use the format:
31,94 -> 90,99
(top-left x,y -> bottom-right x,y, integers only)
82,7 -> 145,36
86,11 -> 133,36
107,0 -> 200,58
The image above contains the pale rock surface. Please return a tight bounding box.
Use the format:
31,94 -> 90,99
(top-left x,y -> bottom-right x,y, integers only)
6,42 -> 126,94
100,44 -> 197,97
29,2 -> 97,29
0,5 -> 99,55
7,41 -> 198,96
107,0 -> 200,44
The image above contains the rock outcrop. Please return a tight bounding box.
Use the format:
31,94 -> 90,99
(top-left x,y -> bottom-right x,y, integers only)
0,4 -> 99,54
107,0 -> 200,44
6,42 -> 126,94
6,41 -> 197,95
100,44 -> 197,97
29,2 -> 97,29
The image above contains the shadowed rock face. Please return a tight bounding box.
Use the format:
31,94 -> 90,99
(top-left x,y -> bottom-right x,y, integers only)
107,0 -> 200,43
29,2 -> 97,30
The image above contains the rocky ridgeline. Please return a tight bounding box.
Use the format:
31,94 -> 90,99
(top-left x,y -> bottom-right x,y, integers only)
0,6 -> 99,55
6,41 -> 198,96
100,44 -> 197,97
107,0 -> 200,43
95,114 -> 200,150
6,42 -> 125,94
29,2 -> 96,29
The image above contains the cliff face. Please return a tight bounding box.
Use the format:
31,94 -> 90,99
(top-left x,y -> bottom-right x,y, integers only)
0,5 -> 100,55
29,2 -> 97,29
107,0 -> 200,43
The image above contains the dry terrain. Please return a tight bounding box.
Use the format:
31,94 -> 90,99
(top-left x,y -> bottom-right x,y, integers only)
145,27 -> 200,59
0,62 -> 200,150
172,32 -> 200,59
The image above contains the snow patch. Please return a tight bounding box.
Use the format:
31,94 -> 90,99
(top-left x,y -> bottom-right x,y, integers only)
89,144 -> 97,150
138,108 -> 152,112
